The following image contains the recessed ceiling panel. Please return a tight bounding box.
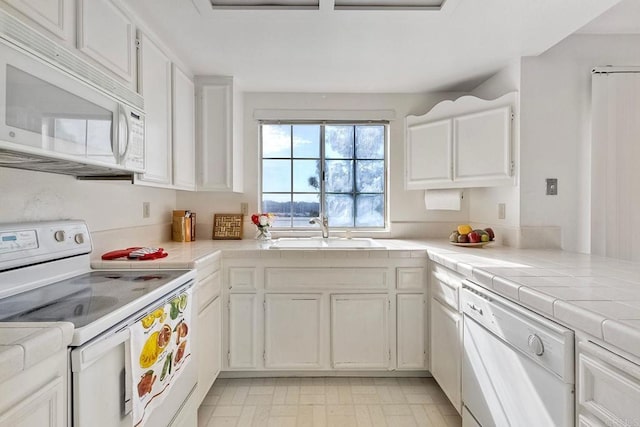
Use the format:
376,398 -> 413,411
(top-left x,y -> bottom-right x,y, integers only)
210,0 -> 318,9
334,0 -> 443,10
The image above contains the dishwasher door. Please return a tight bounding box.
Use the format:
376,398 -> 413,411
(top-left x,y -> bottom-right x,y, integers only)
461,282 -> 574,427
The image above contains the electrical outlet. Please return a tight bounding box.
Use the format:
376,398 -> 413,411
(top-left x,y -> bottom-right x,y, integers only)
240,202 -> 248,215
498,203 -> 506,220
142,202 -> 151,219
546,178 -> 558,195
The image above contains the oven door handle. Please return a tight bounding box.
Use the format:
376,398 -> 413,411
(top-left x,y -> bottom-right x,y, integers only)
71,327 -> 131,372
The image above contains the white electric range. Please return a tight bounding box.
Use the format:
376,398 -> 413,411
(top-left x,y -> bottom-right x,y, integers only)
0,220 -> 197,426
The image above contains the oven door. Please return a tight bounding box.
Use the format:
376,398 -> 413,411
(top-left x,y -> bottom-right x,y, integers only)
70,320 -> 197,426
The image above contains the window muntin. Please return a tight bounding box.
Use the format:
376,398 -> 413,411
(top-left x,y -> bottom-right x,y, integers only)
261,122 -> 386,229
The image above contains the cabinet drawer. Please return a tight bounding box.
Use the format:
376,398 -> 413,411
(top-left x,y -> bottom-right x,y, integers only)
228,267 -> 256,291
197,270 -> 221,313
265,267 -> 387,290
577,341 -> 640,427
397,267 -> 424,290
431,272 -> 459,311
195,252 -> 221,282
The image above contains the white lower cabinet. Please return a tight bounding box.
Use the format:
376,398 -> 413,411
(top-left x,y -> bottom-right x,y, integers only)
577,340 -> 640,427
228,293 -> 259,369
197,296 -> 221,402
430,297 -> 462,413
264,294 -> 322,369
331,294 -> 389,369
397,294 -> 426,369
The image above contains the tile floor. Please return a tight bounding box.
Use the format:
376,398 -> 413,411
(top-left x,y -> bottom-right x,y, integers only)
198,377 -> 462,426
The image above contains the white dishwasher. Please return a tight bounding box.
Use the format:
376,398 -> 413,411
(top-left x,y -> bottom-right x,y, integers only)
461,280 -> 575,427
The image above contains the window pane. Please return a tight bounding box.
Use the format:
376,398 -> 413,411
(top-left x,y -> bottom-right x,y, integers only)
262,193 -> 292,228
292,193 -> 320,227
293,160 -> 320,192
325,160 -> 353,193
325,126 -> 354,158
293,125 -> 320,158
263,159 -> 291,192
356,160 -> 384,193
262,125 -> 291,157
356,194 -> 384,227
355,125 -> 384,159
326,194 -> 354,227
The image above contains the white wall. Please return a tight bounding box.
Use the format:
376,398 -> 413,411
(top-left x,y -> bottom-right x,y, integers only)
519,34 -> 640,252
178,91 -> 469,239
0,167 -> 176,234
468,60 -> 522,232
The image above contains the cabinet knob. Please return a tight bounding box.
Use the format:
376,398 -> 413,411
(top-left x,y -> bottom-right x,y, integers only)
528,334 -> 544,356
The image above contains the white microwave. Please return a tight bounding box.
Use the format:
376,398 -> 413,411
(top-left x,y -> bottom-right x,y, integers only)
0,39 -> 145,175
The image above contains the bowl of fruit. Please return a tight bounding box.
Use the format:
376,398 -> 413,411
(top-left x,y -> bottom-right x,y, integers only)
449,224 -> 495,247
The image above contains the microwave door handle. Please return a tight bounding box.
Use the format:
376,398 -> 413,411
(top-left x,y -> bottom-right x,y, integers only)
123,336 -> 133,416
118,106 -> 131,162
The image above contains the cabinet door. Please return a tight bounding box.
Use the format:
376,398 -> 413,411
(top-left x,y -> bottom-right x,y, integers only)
405,119 -> 452,189
135,32 -> 172,186
196,295 -> 221,404
430,297 -> 461,413
4,0 -> 75,42
228,294 -> 258,369
453,106 -> 512,185
264,294 -> 322,369
172,65 -> 196,190
0,376 -> 64,426
331,294 -> 389,369
397,294 -> 426,369
77,0 -> 135,84
195,77 -> 242,192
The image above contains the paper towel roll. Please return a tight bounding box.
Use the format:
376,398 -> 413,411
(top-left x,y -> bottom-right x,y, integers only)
424,189 -> 462,211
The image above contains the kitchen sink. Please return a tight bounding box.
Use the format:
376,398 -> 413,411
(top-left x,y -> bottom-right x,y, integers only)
269,237 -> 385,250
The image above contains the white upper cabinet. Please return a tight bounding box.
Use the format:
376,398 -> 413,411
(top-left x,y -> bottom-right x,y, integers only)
172,65 -> 196,191
195,76 -> 243,192
135,31 -> 172,186
77,0 -> 136,86
3,0 -> 75,43
406,92 -> 517,190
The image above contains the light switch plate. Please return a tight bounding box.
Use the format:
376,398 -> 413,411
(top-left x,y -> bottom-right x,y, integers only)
546,178 -> 558,195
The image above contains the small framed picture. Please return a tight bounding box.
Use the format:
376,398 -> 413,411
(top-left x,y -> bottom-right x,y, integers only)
213,213 -> 243,240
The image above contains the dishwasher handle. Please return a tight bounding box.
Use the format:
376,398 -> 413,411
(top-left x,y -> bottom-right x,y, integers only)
466,302 -> 483,316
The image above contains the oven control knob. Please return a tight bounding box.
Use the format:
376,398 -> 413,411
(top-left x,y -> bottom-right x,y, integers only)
74,233 -> 85,244
528,334 -> 544,356
54,230 -> 66,242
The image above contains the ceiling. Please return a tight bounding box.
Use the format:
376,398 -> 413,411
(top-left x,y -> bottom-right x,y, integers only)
124,0 -> 627,93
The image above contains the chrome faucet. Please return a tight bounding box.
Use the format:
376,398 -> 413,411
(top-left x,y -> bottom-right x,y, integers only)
309,216 -> 329,239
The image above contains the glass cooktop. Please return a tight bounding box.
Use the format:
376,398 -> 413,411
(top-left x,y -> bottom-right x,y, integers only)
0,270 -> 192,329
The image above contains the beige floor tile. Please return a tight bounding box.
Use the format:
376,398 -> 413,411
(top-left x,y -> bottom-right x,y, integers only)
296,405 -> 314,427
267,416 -> 297,427
436,403 -> 458,416
328,415 -> 358,427
327,405 -> 356,416
244,395 -> 274,405
285,386 -> 300,405
250,385 -> 276,395
351,386 -> 377,394
326,386 -> 340,404
401,386 -> 429,395
276,377 -> 301,386
207,416 -> 239,427
299,394 -> 326,405
232,386 -> 250,405
381,405 -> 412,416
384,386 -> 407,404
384,416 -> 417,427
325,377 -> 351,386
313,405 -> 327,426
373,378 -> 398,386
352,394 -> 381,405
409,405 -> 431,426
423,404 -> 448,427
404,394 -> 433,404
301,385 -> 326,394
354,405 -> 373,427
444,415 -> 462,427
210,385 -> 227,396
252,405 -> 271,426
338,386 -> 354,404
272,386 -> 288,404
367,405 -> 387,427
213,405 -> 244,417
269,405 -> 299,417
237,406 -> 257,427
218,387 -> 240,405
198,405 -> 215,426
203,393 -> 221,405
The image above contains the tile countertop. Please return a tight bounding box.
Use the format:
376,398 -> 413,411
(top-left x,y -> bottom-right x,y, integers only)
90,238 -> 640,360
0,322 -> 74,382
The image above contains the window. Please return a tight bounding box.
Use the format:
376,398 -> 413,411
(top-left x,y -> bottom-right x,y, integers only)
261,122 -> 386,229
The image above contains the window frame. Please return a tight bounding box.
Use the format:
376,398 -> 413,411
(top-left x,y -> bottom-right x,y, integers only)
259,120 -> 388,231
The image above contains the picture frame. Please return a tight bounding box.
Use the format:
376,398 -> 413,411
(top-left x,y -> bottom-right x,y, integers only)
212,213 -> 244,240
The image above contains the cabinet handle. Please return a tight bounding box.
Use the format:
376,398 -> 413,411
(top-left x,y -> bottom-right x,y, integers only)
467,302 -> 483,315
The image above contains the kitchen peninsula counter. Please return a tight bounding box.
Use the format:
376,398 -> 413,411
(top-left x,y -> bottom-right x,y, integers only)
90,238 -> 640,360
